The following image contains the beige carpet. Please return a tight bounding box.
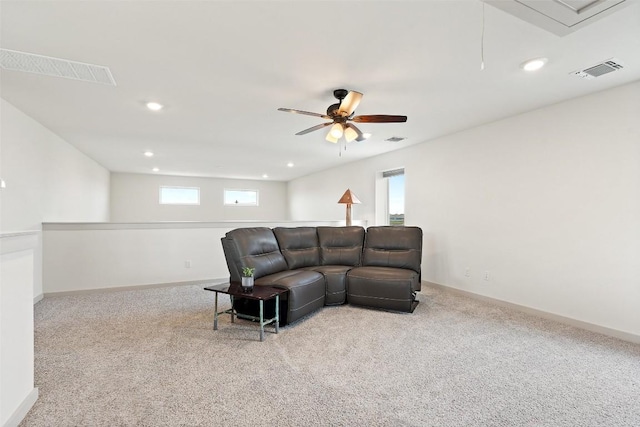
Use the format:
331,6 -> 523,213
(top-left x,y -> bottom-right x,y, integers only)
21,284 -> 640,426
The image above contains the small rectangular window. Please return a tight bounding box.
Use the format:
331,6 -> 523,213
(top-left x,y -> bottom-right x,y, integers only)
224,189 -> 259,206
159,186 -> 200,205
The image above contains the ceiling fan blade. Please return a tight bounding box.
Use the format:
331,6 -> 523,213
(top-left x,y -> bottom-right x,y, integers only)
351,114 -> 407,123
338,91 -> 363,116
295,122 -> 333,135
278,108 -> 331,120
344,123 -> 367,142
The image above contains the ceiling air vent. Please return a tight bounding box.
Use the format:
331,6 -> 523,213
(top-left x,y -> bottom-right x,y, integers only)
571,58 -> 624,80
0,48 -> 116,86
385,137 -> 406,142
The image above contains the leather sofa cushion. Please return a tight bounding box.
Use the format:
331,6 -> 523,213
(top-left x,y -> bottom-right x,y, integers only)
317,226 -> 365,266
305,265 -> 352,305
223,227 -> 288,280
273,227 -> 320,269
257,270 -> 325,323
362,226 -> 422,273
254,270 -> 302,286
347,266 -> 419,312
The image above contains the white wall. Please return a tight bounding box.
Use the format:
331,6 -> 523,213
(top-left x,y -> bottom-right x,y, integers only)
288,151 -> 407,225
0,232 -> 39,427
0,99 -> 110,297
288,81 -> 640,337
42,221 -> 356,294
0,99 -> 110,231
110,173 -> 288,222
0,99 -> 109,427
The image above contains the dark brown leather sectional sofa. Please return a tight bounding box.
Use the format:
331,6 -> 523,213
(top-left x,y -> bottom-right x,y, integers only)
221,226 -> 422,325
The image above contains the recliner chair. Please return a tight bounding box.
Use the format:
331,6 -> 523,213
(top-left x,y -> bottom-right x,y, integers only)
346,226 -> 422,312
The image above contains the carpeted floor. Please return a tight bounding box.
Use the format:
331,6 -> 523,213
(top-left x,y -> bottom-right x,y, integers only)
21,284 -> 640,426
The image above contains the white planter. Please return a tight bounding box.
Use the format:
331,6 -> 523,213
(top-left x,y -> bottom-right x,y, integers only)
241,276 -> 254,292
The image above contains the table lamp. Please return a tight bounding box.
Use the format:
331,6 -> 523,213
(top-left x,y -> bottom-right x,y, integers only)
338,189 -> 361,226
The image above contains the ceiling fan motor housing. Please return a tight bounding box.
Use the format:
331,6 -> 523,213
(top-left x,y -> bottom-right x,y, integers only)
327,103 -> 344,118
333,89 -> 349,100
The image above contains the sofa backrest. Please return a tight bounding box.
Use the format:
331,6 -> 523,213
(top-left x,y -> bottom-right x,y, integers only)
362,226 -> 422,273
221,227 -> 288,282
317,226 -> 365,266
273,227 -> 320,269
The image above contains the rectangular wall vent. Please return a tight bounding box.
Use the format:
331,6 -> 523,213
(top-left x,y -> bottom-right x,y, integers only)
0,49 -> 116,86
571,58 -> 624,80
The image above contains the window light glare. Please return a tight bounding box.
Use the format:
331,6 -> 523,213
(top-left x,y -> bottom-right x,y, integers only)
262,174 -> 269,178
146,101 -> 163,111
152,167 -> 159,172
144,151 -> 154,157
287,162 -> 294,168
521,57 -> 547,72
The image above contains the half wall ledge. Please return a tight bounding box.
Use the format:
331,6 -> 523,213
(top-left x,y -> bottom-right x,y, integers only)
42,220 -> 368,231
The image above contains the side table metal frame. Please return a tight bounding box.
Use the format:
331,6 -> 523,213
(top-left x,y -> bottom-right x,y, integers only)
210,287 -> 281,342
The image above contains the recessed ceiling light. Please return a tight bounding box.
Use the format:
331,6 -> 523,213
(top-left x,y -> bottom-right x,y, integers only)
262,174 -> 269,178
144,151 -> 154,157
152,167 -> 159,172
521,57 -> 548,72
287,162 -> 294,168
146,101 -> 163,111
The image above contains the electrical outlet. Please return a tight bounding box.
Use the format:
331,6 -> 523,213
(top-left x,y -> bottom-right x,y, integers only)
464,268 -> 471,278
483,271 -> 490,281
185,260 -> 191,268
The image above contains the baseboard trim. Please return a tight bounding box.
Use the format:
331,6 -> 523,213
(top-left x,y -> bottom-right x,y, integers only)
33,293 -> 43,304
43,278 -> 228,298
3,387 -> 38,427
423,282 -> 640,345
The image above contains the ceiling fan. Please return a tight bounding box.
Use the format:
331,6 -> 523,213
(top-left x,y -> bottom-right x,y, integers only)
278,89 -> 407,143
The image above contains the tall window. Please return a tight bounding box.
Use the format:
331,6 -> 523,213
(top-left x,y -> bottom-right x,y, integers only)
383,168 -> 405,225
159,186 -> 200,205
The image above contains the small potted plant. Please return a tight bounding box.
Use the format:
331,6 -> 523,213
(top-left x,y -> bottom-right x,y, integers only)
241,266 -> 255,292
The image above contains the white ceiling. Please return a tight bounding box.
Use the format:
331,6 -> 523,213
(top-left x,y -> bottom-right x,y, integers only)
1,0 -> 639,181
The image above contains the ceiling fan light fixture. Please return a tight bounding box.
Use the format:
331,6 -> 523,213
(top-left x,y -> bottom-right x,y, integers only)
326,133 -> 339,143
330,123 -> 344,139
344,126 -> 358,142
